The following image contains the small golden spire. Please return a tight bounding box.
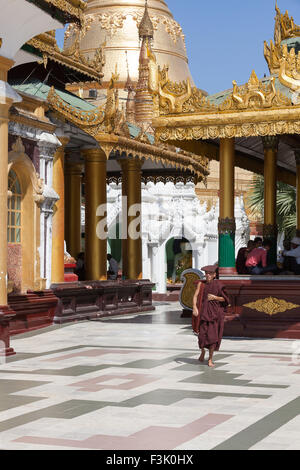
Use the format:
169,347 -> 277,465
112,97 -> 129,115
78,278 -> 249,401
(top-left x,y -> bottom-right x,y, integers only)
139,0 -> 154,40
125,51 -> 134,91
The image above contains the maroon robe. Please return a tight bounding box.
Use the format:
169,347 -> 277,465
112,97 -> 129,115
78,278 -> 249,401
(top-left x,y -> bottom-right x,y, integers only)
194,280 -> 229,351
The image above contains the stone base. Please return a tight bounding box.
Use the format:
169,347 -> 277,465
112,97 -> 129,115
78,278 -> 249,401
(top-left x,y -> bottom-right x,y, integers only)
0,306 -> 16,356
222,278 -> 300,339
51,280 -> 155,324
219,267 -> 237,276
8,291 -> 58,335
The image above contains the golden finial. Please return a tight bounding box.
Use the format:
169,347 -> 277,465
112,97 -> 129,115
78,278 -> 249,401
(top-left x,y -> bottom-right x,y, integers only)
139,0 -> 154,40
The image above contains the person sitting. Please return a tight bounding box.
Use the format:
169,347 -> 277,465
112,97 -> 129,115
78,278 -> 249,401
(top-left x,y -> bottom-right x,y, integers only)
245,239 -> 278,275
282,237 -> 300,275
107,254 -> 119,280
253,237 -> 263,248
236,240 -> 255,274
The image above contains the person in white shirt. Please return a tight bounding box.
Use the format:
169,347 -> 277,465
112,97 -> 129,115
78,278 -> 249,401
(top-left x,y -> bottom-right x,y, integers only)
107,254 -> 119,280
283,237 -> 300,274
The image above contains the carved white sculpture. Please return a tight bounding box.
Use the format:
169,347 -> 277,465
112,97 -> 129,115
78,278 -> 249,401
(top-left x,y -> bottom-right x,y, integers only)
104,181 -> 250,293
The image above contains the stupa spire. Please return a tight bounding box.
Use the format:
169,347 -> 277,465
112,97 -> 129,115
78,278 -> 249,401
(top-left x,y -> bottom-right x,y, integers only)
139,0 -> 154,41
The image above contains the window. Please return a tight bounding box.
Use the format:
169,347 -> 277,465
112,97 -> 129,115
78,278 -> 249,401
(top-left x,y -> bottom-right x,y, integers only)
8,170 -> 21,244
89,89 -> 97,99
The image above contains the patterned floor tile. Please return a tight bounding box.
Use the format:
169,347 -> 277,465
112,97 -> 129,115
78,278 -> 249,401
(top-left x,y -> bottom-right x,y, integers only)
0,302 -> 298,450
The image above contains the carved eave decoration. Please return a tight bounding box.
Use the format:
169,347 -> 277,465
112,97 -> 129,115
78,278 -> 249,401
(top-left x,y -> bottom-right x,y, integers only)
47,87 -> 209,182
274,2 -> 300,44
264,5 -> 300,92
64,11 -> 186,48
153,69 -> 300,141
26,31 -> 104,81
36,0 -> 86,24
264,40 -> 300,93
219,71 -> 290,110
157,66 -> 214,115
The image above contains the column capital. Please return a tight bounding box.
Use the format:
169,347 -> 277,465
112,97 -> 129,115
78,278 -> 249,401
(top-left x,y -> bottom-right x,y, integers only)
262,135 -> 279,151
263,224 -> 278,239
218,217 -> 236,234
57,136 -> 70,149
295,149 -> 300,166
81,147 -> 107,163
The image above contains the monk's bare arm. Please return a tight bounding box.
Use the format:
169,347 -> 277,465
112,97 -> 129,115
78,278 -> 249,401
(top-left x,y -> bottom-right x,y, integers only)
207,294 -> 225,302
192,283 -> 201,316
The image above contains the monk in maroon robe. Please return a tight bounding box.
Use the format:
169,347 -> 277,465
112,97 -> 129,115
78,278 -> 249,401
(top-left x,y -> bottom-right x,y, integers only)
192,265 -> 229,368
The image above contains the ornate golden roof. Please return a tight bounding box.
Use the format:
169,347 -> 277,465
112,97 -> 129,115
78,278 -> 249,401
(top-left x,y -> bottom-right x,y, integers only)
274,1 -> 300,43
47,80 -> 209,182
264,4 -> 300,92
43,0 -> 86,21
26,31 -> 104,81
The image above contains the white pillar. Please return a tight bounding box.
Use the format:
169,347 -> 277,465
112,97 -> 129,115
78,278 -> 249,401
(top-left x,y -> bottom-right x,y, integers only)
38,141 -> 60,288
153,243 -> 167,294
192,244 -> 204,270
142,238 -> 150,280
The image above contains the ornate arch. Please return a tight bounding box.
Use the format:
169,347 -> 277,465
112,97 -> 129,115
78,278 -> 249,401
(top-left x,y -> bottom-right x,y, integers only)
7,137 -> 44,293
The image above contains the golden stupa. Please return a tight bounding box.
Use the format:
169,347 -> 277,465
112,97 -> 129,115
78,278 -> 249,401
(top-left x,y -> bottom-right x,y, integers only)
64,0 -> 194,88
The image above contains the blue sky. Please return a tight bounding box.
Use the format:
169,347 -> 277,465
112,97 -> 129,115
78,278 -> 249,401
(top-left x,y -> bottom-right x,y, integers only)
56,0 -> 300,95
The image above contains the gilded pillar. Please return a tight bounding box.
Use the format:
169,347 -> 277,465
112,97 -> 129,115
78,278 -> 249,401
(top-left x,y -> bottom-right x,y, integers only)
65,160 -> 82,259
295,150 -> 300,231
120,157 -> 143,280
262,136 -> 279,264
51,137 -> 69,284
0,56 -> 16,305
82,148 -> 107,281
218,138 -> 236,274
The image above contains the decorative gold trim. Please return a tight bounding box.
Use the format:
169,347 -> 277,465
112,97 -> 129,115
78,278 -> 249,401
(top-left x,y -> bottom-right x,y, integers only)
47,75 -> 209,181
244,297 -> 300,316
27,32 -> 104,81
219,72 -> 290,111
156,66 -> 214,115
274,2 -> 300,43
156,69 -> 291,118
65,10 -> 186,46
155,119 -> 300,141
44,0 -> 86,21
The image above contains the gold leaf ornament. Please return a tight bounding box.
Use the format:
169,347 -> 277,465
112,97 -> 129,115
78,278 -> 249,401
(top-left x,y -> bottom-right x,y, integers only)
244,297 -> 300,316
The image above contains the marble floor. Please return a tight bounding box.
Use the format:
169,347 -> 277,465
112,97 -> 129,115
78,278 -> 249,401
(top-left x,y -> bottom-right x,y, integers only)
0,302 -> 299,450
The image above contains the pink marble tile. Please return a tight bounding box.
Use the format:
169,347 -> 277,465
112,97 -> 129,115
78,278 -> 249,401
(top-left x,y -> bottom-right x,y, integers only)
45,349 -> 137,362
69,373 -> 160,392
250,355 -> 292,363
14,414 -> 233,450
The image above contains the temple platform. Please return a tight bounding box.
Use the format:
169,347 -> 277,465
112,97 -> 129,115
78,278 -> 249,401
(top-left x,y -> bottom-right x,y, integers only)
221,276 -> 300,339
51,280 -> 155,324
8,291 -> 58,336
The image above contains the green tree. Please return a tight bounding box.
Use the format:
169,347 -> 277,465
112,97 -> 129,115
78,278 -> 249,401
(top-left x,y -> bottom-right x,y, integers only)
247,175 -> 296,239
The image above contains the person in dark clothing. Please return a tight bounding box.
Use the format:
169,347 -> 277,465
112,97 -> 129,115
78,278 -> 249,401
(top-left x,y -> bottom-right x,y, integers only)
246,239 -> 278,274
236,240 -> 255,274
192,265 -> 229,368
74,252 -> 85,281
